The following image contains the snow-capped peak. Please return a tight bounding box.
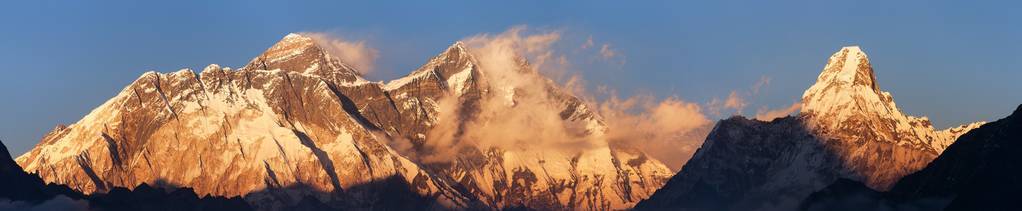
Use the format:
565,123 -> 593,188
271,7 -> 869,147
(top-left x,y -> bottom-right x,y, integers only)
282,33 -> 311,41
448,41 -> 469,53
241,33 -> 365,83
801,46 -> 884,118
813,46 -> 878,93
439,41 -> 475,64
201,64 -> 222,73
384,41 -> 479,91
801,46 -> 983,153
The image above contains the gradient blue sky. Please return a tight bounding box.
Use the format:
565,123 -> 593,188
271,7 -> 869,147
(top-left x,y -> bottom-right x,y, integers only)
2,0 -> 1020,155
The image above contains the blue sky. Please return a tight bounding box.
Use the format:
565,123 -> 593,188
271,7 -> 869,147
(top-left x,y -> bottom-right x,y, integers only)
1,0 -> 1020,155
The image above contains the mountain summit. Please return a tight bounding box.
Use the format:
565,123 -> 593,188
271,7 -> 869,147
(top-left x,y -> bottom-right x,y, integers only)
635,46 -> 984,210
802,46 -> 980,153
244,33 -> 366,83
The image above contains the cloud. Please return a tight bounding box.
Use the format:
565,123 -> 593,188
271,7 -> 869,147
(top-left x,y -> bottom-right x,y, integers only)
599,44 -> 618,59
724,91 -> 747,111
710,91 -> 748,116
708,75 -> 791,117
301,32 -> 379,75
397,26 -> 712,171
579,35 -> 625,65
599,44 -> 625,65
755,102 -> 801,121
414,26 -> 600,163
752,76 -> 771,94
599,94 -> 713,170
581,36 -> 594,49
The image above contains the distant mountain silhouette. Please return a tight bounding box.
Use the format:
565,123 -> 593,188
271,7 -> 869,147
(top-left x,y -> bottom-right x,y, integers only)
0,140 -> 252,211
801,104 -> 1022,211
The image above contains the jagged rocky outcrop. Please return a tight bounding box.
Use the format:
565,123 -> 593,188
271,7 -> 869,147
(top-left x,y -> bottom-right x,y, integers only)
801,104 -> 1022,211
16,33 -> 672,210
1,140 -> 253,211
635,46 -> 983,211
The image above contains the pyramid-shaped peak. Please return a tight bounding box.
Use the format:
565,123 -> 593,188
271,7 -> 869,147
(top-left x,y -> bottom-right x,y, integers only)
242,33 -> 361,81
802,46 -> 885,116
263,33 -> 318,55
811,46 -> 879,93
448,41 -> 468,51
422,41 -> 477,67
440,41 -> 472,59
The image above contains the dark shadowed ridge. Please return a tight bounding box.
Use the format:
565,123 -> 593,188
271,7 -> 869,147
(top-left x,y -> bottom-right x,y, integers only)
0,140 -> 253,211
800,104 -> 1022,211
634,116 -> 837,210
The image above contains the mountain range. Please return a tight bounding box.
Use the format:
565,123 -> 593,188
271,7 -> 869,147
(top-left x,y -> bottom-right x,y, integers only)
5,34 -> 1014,211
14,33 -> 670,210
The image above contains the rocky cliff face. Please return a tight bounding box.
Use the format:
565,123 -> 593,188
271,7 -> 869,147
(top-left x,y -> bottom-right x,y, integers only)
15,33 -> 672,210
635,46 -> 983,211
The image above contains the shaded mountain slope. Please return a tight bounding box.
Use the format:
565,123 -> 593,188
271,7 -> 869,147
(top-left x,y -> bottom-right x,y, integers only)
801,104 -> 1022,211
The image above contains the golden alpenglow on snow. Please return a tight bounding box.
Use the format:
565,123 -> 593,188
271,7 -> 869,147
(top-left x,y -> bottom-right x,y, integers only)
2,2 -> 1018,211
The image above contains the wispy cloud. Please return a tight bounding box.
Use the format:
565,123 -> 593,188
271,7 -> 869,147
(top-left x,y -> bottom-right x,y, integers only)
755,102 -> 801,121
581,36 -> 594,49
709,90 -> 748,116
579,35 -> 625,65
599,44 -> 618,59
598,93 -> 712,170
301,32 -> 379,76
707,75 -> 799,120
752,76 -> 771,94
391,26 -> 711,171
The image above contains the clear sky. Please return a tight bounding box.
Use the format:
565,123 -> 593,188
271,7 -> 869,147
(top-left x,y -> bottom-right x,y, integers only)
2,0 -> 1020,155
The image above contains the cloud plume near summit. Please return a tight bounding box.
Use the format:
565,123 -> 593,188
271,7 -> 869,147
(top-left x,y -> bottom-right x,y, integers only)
301,32 -> 379,76
391,26 -> 718,170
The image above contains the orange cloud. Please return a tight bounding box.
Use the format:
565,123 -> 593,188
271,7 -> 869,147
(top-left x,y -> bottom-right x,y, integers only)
302,32 -> 379,75
599,94 -> 713,170
755,102 -> 801,121
581,35 -> 595,49
752,76 -> 771,94
401,26 -> 712,171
